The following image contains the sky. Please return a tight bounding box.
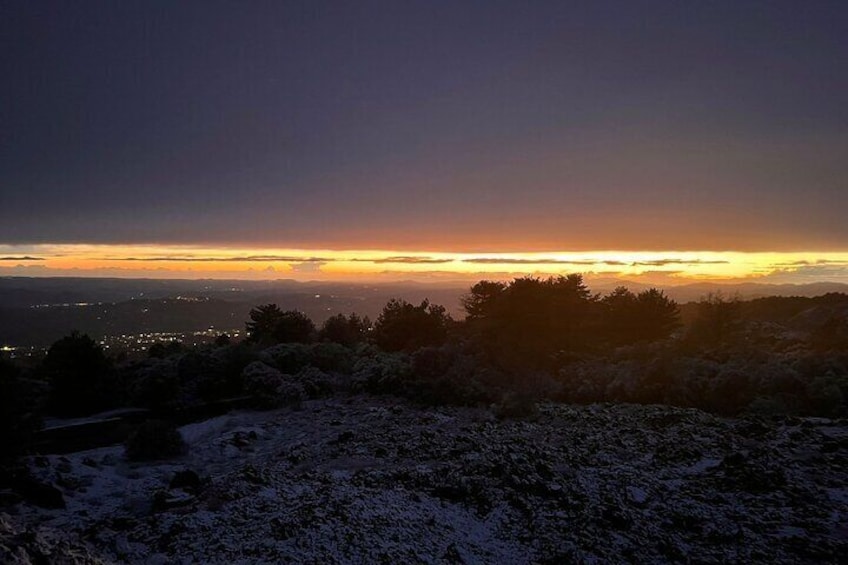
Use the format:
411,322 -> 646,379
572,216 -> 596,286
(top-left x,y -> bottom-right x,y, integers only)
1,1 -> 847,283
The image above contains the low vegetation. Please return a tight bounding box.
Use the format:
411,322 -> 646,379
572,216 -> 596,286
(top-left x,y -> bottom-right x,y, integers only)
3,276 -> 848,468
124,420 -> 187,462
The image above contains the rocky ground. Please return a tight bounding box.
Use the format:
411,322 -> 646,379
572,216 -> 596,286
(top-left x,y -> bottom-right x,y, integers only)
3,395 -> 848,564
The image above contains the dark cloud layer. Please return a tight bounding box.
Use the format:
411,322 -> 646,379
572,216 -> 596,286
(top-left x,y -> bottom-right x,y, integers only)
106,255 -> 333,263
1,2 -> 846,250
463,258 -> 589,265
631,259 -> 730,267
356,256 -> 454,264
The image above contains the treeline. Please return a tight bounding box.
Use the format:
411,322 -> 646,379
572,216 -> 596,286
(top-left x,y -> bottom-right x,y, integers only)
3,276 -> 848,468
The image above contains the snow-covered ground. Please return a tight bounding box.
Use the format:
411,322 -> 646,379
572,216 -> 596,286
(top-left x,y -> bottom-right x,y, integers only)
3,396 -> 848,563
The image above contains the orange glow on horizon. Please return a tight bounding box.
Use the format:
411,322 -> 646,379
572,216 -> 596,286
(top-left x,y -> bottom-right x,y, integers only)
2,244 -> 848,285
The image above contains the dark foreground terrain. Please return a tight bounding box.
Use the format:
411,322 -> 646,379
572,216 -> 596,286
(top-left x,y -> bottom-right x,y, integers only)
2,395 -> 847,563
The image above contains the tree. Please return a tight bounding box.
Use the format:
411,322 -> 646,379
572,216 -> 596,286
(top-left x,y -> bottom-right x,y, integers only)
246,304 -> 285,344
601,287 -> 680,345
462,275 -> 598,369
372,299 -> 451,352
601,286 -> 639,345
43,331 -> 114,417
633,288 -> 680,342
273,310 -> 316,343
0,358 -> 41,467
461,280 -> 507,320
214,333 -> 232,347
319,313 -> 371,346
246,305 -> 316,344
688,292 -> 741,347
148,340 -> 183,359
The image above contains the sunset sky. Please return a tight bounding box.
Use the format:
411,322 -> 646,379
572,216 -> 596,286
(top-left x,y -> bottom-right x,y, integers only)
2,1 -> 846,283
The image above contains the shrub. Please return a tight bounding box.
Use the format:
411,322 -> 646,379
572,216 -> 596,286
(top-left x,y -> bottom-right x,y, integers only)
746,396 -> 789,416
148,341 -> 183,359
805,375 -> 846,417
178,351 -> 232,403
209,341 -> 258,396
492,392 -> 539,420
259,343 -> 312,374
308,342 -> 356,373
242,361 -> 304,409
351,352 -> 413,394
124,358 -> 182,410
0,359 -> 42,468
125,420 -> 187,461
293,366 -> 341,398
400,346 -> 496,406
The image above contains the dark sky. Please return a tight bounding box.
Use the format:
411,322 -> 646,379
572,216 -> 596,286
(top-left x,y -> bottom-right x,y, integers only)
2,0 -> 846,251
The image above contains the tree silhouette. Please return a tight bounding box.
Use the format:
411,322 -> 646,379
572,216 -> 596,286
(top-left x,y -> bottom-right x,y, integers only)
1,357 -> 41,466
463,275 -> 597,369
372,299 -> 451,352
633,288 -> 680,342
272,310 -> 316,343
246,304 -> 315,345
461,280 -> 507,320
43,331 -> 113,417
319,313 -> 371,346
246,304 -> 285,344
602,287 -> 680,345
688,292 -> 741,346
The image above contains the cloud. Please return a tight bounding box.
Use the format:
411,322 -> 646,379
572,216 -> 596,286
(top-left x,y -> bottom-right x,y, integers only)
105,254 -> 455,264
289,261 -> 327,273
763,264 -> 848,281
463,258 -> 597,265
105,255 -> 334,262
462,258 -> 681,267
352,256 -> 454,264
631,259 -> 729,267
772,259 -> 848,268
0,256 -> 44,261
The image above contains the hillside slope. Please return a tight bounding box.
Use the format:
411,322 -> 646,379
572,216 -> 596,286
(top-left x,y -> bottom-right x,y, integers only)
4,396 -> 847,563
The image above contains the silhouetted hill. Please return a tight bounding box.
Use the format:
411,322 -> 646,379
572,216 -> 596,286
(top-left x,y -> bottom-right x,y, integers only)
0,278 -> 468,347
3,277 -> 848,347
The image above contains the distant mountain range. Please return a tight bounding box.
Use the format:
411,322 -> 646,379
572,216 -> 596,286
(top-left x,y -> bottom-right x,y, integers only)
1,276 -> 846,347
587,279 -> 848,303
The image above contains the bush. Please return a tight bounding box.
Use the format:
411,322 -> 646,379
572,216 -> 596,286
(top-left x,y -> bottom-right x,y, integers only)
292,366 -> 343,398
308,342 -> 356,373
349,345 -> 497,406
492,392 -> 539,420
351,352 -> 413,394
148,340 -> 183,359
746,396 -> 789,416
125,420 -> 187,461
124,358 -> 182,410
805,375 -> 846,417
178,351 -> 231,403
242,361 -> 304,409
0,359 -> 42,468
259,343 -> 312,374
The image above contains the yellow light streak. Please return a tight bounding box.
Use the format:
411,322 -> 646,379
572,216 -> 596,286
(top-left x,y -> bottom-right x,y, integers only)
1,244 -> 847,284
